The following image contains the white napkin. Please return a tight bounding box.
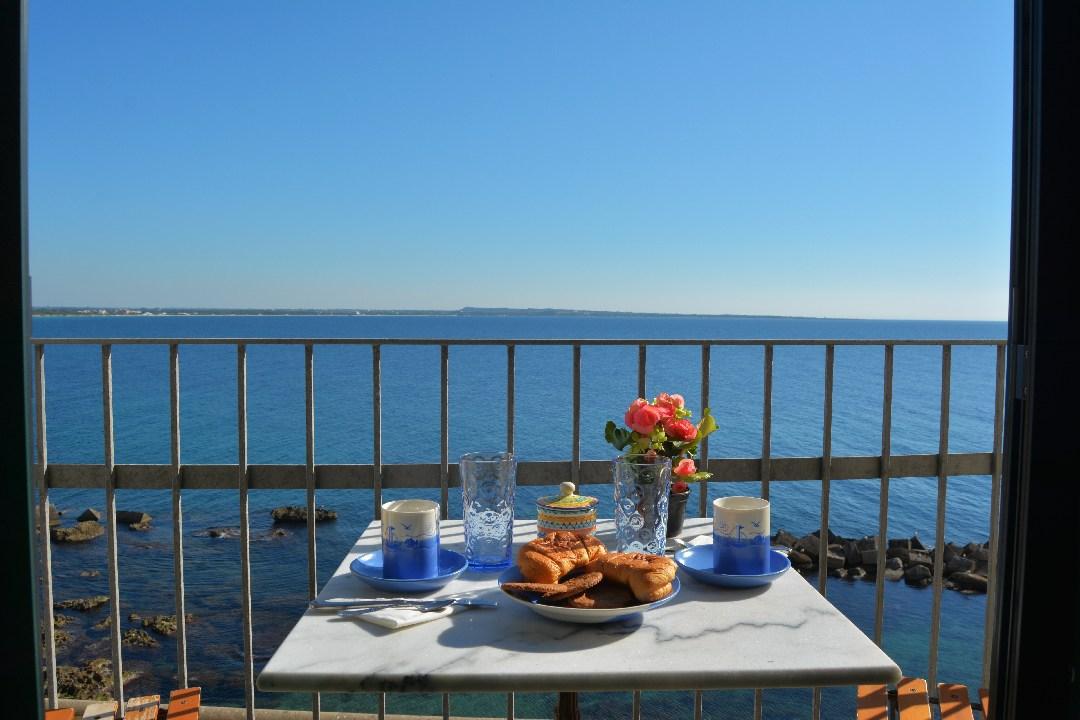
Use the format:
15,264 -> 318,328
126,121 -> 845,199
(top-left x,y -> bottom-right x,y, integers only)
347,603 -> 467,630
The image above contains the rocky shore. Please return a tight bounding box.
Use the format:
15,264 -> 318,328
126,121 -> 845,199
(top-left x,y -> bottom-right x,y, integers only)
48,507 -> 154,544
56,659 -> 138,701
774,528 -> 990,594
270,506 -> 337,523
47,603 -> 195,699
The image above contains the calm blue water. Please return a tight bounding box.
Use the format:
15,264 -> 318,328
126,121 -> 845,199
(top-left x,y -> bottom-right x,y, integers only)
35,314 -> 1005,719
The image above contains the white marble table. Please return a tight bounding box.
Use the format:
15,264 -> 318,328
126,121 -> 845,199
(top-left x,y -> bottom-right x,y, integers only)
258,518 -> 900,696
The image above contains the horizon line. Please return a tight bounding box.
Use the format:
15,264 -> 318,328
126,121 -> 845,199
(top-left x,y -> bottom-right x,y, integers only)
31,305 -> 1008,323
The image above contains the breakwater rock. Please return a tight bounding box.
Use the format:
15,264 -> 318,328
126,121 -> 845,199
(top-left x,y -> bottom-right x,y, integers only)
271,506 -> 337,523
122,628 -> 158,648
57,659 -> 139,700
195,526 -> 290,541
55,595 -> 109,612
129,612 -> 194,636
116,510 -> 152,530
774,529 -> 990,594
51,521 -> 104,543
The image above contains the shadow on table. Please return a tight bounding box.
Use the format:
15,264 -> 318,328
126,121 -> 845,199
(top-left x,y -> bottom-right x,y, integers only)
434,604 -> 644,653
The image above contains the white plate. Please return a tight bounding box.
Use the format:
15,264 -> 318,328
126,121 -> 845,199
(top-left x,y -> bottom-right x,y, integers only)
497,567 -> 680,624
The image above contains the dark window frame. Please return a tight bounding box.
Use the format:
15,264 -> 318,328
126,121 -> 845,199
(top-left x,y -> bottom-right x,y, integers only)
3,2 -> 1078,717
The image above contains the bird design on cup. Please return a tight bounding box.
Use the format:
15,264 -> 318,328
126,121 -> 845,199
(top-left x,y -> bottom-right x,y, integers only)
714,520 -> 766,546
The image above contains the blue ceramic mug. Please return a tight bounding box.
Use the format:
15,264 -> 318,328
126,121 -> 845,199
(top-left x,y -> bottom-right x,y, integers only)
713,496 -> 770,574
381,499 -> 440,579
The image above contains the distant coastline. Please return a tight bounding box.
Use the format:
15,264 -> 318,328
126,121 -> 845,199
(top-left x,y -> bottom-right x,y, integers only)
31,306 -> 1007,323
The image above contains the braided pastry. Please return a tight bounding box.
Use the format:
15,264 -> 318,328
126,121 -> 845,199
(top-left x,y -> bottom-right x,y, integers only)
517,531 -> 607,583
586,552 -> 676,603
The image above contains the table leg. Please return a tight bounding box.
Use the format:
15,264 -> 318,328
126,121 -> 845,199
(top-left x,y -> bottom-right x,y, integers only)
555,691 -> 580,720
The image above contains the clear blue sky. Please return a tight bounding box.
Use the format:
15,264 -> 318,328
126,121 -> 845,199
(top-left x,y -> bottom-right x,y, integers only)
28,2 -> 1013,320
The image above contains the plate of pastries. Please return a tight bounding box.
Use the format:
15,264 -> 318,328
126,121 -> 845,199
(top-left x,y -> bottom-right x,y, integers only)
498,531 -> 680,623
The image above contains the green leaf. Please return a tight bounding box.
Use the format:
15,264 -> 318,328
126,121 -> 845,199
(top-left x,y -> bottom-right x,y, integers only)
697,408 -> 718,439
604,421 -> 633,451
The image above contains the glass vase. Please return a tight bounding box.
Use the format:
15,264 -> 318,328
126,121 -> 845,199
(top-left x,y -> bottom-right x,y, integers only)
613,455 -> 672,555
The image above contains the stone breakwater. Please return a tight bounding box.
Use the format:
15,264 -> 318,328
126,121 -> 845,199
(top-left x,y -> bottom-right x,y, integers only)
773,529 -> 990,594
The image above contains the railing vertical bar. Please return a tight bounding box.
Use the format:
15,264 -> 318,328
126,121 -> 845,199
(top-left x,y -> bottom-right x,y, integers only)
101,344 -> 125,709
632,690 -> 641,720
699,344 -> 710,516
440,344 -> 450,720
440,344 -> 449,520
169,344 -> 189,688
874,344 -> 894,647
506,344 -> 515,720
983,343 -> 1007,686
506,345 -> 515,455
373,345 -> 382,517
373,345 -> 385,715
637,345 -> 646,398
304,344 -> 320,720
693,691 -> 702,720
754,344 -> 772,720
304,345 -> 318,595
761,344 -> 774,502
237,344 -> 256,719
928,344 -> 952,691
572,344 -> 581,487
811,344 -> 834,720
35,344 -> 58,707
818,344 -> 835,595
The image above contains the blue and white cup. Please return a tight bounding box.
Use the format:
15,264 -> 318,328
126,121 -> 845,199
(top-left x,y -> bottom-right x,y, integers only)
381,499 -> 440,579
712,496 -> 770,575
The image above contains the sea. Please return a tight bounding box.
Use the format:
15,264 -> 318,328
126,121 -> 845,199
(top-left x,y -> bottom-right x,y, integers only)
34,313 -> 1006,719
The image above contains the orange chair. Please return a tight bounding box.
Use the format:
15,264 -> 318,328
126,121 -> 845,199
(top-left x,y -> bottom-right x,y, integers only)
857,678 -> 987,719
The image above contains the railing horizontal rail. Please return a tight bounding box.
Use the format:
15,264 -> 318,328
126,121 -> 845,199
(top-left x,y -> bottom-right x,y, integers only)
30,337 -> 1005,347
42,453 -> 993,490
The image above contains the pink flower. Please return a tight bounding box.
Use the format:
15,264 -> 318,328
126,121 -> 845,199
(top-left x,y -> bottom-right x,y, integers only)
628,404 -> 662,435
655,392 -> 686,419
624,398 -> 648,427
664,418 -> 698,442
674,458 -> 697,476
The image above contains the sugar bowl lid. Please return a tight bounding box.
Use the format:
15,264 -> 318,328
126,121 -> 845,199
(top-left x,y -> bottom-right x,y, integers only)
536,481 -> 598,509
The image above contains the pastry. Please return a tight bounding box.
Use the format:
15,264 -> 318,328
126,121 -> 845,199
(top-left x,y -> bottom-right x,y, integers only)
501,580 -> 570,597
540,572 -> 603,601
586,552 -> 676,603
517,531 -> 607,584
563,582 -> 637,609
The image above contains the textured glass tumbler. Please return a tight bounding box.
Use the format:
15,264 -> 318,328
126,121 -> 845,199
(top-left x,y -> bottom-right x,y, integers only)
613,456 -> 672,555
460,451 -> 517,570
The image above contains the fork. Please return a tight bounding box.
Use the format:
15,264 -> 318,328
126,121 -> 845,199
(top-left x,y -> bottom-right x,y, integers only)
337,599 -> 457,616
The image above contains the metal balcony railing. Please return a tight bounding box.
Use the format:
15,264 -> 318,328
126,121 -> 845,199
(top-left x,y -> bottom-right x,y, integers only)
31,337 -> 1006,720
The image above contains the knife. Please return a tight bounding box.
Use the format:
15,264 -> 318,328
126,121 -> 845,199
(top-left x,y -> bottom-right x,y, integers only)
310,597 -> 496,610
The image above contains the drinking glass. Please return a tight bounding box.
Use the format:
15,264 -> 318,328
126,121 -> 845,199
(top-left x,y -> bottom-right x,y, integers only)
613,455 -> 672,555
460,451 -> 516,570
